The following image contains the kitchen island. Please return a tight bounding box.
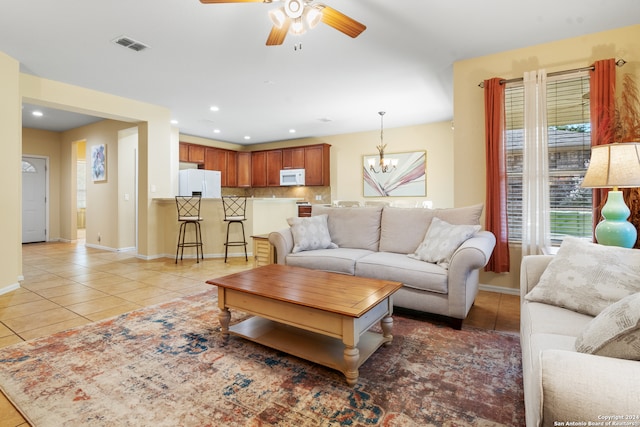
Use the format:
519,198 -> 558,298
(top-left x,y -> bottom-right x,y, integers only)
153,197 -> 300,260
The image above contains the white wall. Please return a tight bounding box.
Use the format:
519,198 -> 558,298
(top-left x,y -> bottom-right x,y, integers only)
0,52 -> 22,294
118,128 -> 138,250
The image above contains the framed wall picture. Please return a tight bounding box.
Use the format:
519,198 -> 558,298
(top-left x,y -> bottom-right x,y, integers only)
91,144 -> 107,182
363,150 -> 426,197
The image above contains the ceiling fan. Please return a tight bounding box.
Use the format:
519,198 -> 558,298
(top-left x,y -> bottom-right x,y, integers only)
200,0 -> 366,46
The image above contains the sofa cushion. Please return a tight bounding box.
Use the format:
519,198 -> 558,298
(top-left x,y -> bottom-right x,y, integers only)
285,248 -> 373,275
356,252 -> 448,294
408,217 -> 481,269
522,301 -> 593,338
575,292 -> 640,360
434,203 -> 483,225
287,214 -> 337,253
312,205 -> 383,251
525,237 -> 640,316
379,207 -> 436,254
379,204 -> 484,254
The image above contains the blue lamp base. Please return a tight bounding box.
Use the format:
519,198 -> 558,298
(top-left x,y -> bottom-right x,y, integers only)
595,190 -> 637,248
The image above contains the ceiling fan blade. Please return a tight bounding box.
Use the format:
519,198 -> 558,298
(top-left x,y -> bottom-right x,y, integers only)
319,6 -> 366,38
266,20 -> 291,45
200,0 -> 268,3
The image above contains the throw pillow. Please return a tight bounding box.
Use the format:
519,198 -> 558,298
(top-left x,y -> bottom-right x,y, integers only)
408,217 -> 481,269
575,292 -> 640,361
287,214 -> 338,254
525,237 -> 640,316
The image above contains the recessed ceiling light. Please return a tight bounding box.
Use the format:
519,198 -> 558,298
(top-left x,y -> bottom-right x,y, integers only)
244,136 -> 251,140
170,119 -> 178,125
210,106 -> 220,112
289,129 -> 296,134
213,129 -> 221,134
32,111 -> 43,117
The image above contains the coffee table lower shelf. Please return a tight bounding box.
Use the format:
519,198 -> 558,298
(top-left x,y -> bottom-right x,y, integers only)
229,316 -> 390,382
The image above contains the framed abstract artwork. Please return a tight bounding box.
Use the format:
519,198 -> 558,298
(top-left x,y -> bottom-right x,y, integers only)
91,144 -> 107,182
363,150 -> 426,197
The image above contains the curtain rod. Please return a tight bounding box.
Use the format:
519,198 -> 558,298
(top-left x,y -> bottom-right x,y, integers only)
477,59 -> 626,88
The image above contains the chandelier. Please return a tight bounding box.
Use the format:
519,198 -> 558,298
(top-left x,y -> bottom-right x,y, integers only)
368,111 -> 397,173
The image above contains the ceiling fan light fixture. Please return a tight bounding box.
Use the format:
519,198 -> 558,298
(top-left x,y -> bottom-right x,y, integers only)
284,0 -> 304,19
305,6 -> 322,29
290,18 -> 306,35
269,7 -> 287,28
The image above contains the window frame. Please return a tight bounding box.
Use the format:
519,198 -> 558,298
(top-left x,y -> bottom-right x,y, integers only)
504,73 -> 593,245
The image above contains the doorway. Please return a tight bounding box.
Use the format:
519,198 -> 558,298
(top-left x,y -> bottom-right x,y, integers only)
76,141 -> 87,241
22,156 -> 48,243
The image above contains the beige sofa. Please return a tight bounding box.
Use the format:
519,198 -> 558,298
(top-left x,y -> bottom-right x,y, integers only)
268,204 -> 496,328
520,238 -> 640,426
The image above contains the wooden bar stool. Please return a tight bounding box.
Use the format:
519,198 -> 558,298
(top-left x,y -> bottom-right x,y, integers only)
175,196 -> 204,263
222,196 -> 248,263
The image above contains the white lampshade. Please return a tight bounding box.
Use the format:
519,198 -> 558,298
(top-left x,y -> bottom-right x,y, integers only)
582,142 -> 640,189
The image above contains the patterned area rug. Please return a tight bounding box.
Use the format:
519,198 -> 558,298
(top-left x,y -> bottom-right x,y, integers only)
0,290 -> 524,426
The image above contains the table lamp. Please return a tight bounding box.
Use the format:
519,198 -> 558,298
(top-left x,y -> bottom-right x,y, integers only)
581,142 -> 640,248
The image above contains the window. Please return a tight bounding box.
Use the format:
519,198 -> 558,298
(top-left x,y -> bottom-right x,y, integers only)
505,75 -> 593,244
22,160 -> 37,173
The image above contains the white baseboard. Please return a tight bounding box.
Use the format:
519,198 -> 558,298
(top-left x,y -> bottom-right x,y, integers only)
478,284 -> 520,296
85,243 -> 117,252
0,282 -> 21,296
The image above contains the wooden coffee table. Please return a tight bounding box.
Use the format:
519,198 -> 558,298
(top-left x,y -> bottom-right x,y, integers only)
206,264 -> 402,386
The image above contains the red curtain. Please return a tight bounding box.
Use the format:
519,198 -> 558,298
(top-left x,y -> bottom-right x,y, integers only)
589,59 -> 616,238
484,78 -> 510,273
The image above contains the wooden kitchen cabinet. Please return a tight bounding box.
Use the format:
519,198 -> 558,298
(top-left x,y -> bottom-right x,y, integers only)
282,147 -> 305,169
304,144 -> 331,186
204,147 -> 223,171
188,144 -> 205,164
251,151 -> 267,187
204,148 -> 226,185
237,152 -> 251,187
204,148 -> 238,187
226,151 -> 238,187
179,142 -> 330,188
266,150 -> 282,187
179,143 -> 190,162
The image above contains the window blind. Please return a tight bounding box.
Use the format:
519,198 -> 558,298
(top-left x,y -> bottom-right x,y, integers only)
505,74 -> 593,243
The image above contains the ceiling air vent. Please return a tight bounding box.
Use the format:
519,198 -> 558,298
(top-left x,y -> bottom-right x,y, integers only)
112,36 -> 149,52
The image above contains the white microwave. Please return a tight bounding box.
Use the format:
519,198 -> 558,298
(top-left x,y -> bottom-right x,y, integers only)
280,169 -> 305,186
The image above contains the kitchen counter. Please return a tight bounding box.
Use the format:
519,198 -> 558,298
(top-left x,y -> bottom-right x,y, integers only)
153,197 -> 300,259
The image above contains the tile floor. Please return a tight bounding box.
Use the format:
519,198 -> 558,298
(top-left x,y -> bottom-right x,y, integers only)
0,239 -> 520,427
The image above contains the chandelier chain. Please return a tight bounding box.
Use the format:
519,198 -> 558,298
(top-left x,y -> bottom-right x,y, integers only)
368,111 -> 396,174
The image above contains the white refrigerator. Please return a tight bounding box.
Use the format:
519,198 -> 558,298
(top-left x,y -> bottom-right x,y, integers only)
178,169 -> 221,198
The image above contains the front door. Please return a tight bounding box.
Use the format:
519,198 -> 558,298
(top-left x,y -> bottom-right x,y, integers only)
22,156 -> 47,243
